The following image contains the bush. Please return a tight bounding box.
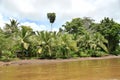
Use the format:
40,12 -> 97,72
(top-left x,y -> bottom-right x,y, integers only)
0,50 -> 15,61
94,51 -> 107,57
112,46 -> 120,56
79,52 -> 90,57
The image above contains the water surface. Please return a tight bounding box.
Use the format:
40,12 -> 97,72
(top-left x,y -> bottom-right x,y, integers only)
0,58 -> 120,80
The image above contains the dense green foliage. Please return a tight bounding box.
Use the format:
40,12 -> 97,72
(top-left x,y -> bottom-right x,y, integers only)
92,17 -> 120,54
0,16 -> 120,61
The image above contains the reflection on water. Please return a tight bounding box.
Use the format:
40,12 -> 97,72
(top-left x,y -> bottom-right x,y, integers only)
0,58 -> 120,80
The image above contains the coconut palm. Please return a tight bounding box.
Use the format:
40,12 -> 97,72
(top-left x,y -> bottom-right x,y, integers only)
0,29 -> 18,60
36,31 -> 53,58
36,31 -> 78,58
17,26 -> 34,58
54,33 -> 78,58
4,19 -> 19,34
93,32 -> 108,52
77,31 -> 108,57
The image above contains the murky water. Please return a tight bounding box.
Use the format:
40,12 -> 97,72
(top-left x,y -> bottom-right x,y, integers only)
0,58 -> 120,80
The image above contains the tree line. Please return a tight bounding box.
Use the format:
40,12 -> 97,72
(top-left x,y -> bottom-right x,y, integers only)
0,13 -> 120,61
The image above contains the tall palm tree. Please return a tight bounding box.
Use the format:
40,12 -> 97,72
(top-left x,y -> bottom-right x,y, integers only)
47,13 -> 56,31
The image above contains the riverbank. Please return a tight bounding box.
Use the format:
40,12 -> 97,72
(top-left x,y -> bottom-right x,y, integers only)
0,55 -> 120,66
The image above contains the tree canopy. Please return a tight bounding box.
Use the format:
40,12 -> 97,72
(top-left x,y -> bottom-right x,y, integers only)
93,17 -> 120,54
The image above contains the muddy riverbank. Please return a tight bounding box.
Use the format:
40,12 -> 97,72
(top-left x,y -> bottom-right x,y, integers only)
0,55 -> 120,66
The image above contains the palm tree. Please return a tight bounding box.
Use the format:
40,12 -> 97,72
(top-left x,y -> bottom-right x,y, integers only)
17,26 -> 34,58
5,19 -> 19,34
93,32 -> 108,52
36,31 -> 78,58
0,28 -> 18,59
36,31 -> 54,58
55,33 -> 78,58
47,13 -> 56,31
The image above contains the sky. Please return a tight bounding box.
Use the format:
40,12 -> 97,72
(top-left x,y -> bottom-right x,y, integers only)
0,0 -> 120,31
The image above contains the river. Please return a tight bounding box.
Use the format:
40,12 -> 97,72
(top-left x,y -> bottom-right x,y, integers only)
0,58 -> 120,80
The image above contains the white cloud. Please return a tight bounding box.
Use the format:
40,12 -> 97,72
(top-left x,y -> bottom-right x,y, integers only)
21,22 -> 47,31
71,0 -> 95,13
0,14 -> 9,29
12,0 -> 35,13
0,14 -> 4,29
0,13 -> 49,31
87,0 -> 120,22
21,22 -> 59,31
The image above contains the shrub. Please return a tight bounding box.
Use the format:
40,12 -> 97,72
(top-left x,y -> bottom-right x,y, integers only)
0,50 -> 15,61
112,46 -> 120,56
79,52 -> 90,57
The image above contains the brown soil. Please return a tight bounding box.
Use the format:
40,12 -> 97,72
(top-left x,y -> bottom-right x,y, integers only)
0,55 -> 120,66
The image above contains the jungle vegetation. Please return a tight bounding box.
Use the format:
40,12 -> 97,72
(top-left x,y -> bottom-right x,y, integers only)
0,13 -> 120,61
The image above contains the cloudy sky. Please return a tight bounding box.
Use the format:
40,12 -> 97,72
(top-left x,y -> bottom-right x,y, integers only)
0,0 -> 120,31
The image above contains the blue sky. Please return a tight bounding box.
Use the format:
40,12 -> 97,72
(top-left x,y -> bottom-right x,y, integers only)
0,0 -> 120,31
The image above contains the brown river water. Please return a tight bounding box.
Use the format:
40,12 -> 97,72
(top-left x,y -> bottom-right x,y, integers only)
0,58 -> 120,80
